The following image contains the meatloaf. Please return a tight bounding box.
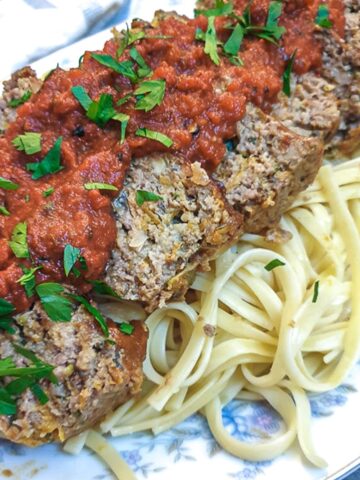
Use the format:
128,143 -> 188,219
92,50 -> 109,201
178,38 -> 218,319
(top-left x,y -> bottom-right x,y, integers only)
0,303 -> 147,446
0,0 -> 357,448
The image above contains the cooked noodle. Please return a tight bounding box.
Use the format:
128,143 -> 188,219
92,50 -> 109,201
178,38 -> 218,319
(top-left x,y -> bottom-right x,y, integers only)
65,157 -> 360,478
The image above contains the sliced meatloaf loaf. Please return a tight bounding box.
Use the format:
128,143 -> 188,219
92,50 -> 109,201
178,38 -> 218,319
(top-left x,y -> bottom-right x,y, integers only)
105,155 -> 242,310
214,104 -> 323,234
0,303 -> 147,446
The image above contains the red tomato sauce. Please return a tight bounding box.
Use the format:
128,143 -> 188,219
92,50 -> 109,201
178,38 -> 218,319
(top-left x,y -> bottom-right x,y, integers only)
0,1 -> 345,311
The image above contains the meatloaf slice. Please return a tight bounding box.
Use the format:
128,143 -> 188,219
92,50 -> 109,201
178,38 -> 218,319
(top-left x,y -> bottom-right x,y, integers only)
214,105 -> 323,234
0,303 -> 147,446
105,155 -> 242,311
318,1 -> 360,156
272,72 -> 341,143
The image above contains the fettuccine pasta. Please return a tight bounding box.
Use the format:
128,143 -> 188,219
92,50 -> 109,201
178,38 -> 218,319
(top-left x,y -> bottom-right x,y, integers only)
66,158 -> 360,478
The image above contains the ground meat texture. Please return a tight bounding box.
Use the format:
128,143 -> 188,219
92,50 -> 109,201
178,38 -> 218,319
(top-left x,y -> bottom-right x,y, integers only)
0,303 -> 147,446
105,155 -> 242,311
0,67 -> 42,132
214,105 -> 323,234
272,72 -> 341,143
319,2 -> 360,156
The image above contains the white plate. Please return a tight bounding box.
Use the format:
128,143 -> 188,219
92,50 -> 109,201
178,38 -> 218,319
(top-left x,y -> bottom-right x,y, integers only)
2,361 -> 360,480
2,3 -> 360,479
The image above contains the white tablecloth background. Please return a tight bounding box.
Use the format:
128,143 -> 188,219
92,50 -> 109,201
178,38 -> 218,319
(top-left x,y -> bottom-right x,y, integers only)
0,0 -> 194,79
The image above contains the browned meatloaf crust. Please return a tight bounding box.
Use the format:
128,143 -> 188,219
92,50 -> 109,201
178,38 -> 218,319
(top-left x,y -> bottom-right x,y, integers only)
0,303 -> 147,446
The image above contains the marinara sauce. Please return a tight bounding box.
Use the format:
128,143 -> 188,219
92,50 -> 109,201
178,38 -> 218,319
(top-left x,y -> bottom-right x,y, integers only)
0,0 -> 344,311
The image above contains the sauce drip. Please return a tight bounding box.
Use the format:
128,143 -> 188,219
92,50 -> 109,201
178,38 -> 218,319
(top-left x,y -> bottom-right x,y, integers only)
0,0 -> 345,310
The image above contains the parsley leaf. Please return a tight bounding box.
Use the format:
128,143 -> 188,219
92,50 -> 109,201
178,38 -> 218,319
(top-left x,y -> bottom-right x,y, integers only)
0,344 -> 57,414
63,244 -> 81,277
72,86 -> 127,136
8,222 -> 29,259
89,280 -> 121,298
312,280 -> 320,303
8,91 -> 32,108
195,0 -> 233,17
26,136 -> 63,180
91,53 -> 138,83
0,298 -> 15,317
112,113 -> 130,143
135,128 -> 173,147
84,182 -> 118,191
67,294 -> 109,337
12,132 -> 42,155
71,85 -> 92,111
224,23 -> 244,55
0,177 -> 19,191
35,282 -> 74,322
315,4 -> 333,28
136,190 -> 163,206
264,259 -> 285,271
42,187 -> 54,198
283,50 -> 297,97
205,17 -> 220,65
265,1 -> 286,40
0,206 -> 10,216
130,47 -> 152,78
118,322 -> 135,335
87,94 -> 115,128
134,80 -> 166,112
17,265 -> 42,297
116,93 -> 132,106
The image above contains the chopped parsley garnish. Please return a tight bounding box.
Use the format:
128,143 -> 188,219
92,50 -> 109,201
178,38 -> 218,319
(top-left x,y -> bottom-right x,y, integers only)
72,86 -> 127,134
136,190 -> 163,207
89,280 -> 121,299
312,280 -> 320,303
116,93 -> 132,106
205,16 -> 221,65
0,298 -> 14,317
0,345 -> 57,415
8,222 -> 29,259
26,136 -> 63,180
63,244 -> 80,277
260,1 -> 286,42
118,322 -> 135,335
91,53 -> 138,83
17,265 -> 42,297
42,187 -> 54,198
135,128 -> 173,147
67,294 -> 109,337
264,258 -> 285,271
35,282 -> 74,322
134,80 -> 166,112
8,91 -> 32,108
116,25 -> 172,58
0,298 -> 15,334
282,50 -> 297,97
315,4 -> 333,28
130,47 -> 152,78
224,23 -> 244,56
87,93 -> 116,128
63,244 -> 87,278
112,113 -> 130,143
0,206 -> 10,216
84,182 -> 118,191
195,0 -> 233,17
71,85 -> 92,111
0,177 -> 19,191
12,132 -> 42,155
